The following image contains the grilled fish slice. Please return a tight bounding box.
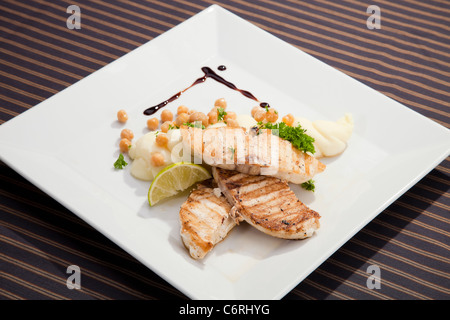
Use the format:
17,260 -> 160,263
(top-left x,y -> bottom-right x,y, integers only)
179,179 -> 236,259
212,167 -> 320,239
181,127 -> 326,184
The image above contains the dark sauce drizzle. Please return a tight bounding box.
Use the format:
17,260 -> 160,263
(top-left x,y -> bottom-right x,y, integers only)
143,66 -> 269,115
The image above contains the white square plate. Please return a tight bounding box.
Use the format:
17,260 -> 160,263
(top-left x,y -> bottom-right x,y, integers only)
1,5 -> 449,299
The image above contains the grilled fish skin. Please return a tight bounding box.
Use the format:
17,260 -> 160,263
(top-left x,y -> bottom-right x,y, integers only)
181,127 -> 326,184
179,179 -> 236,259
212,167 -> 320,240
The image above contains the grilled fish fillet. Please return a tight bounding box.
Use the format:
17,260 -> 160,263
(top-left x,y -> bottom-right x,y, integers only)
179,180 -> 236,259
181,127 -> 325,184
212,167 -> 320,239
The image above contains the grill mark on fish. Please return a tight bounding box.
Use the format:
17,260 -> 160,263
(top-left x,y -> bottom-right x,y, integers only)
212,167 -> 320,239
181,127 -> 326,184
179,180 -> 236,259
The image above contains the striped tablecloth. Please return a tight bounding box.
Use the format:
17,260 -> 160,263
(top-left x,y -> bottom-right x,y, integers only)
1,0 -> 449,300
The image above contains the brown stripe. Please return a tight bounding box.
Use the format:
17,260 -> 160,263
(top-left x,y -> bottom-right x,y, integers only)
117,0 -> 186,23
0,83 -> 45,102
90,0 -> 174,29
314,267 -> 391,299
0,220 -> 185,299
0,58 -> 74,87
223,0 -> 450,67
0,288 -> 24,300
32,0 -> 147,47
0,106 -> 20,117
0,15 -> 119,60
151,0 -> 198,16
0,272 -> 69,300
0,3 -> 129,54
362,221 -> 450,264
59,0 -> 166,35
372,218 -> 450,251
403,0 -> 450,14
0,230 -> 156,299
350,237 -> 450,283
328,257 -> 429,299
349,0 -> 450,31
0,94 -> 32,110
0,47 -> 84,81
302,278 -> 354,299
0,26 -> 107,68
0,189 -> 97,231
405,192 -> 450,211
428,174 -> 450,186
0,202 -> 137,264
416,183 -> 450,198
385,210 -> 450,239
0,37 -> 109,73
396,200 -> 450,224
0,70 -> 59,95
436,165 -> 450,175
339,249 -> 433,299
335,0 -> 450,47
0,253 -> 112,300
281,0 -> 450,75
335,70 -> 450,120
289,288 -> 315,300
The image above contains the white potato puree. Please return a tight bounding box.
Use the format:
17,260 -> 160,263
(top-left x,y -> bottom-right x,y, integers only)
293,113 -> 353,158
128,129 -> 183,181
236,114 -> 257,128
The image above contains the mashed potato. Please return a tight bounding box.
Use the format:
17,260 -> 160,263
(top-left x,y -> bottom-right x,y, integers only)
128,130 -> 182,181
236,114 -> 257,129
293,113 -> 353,158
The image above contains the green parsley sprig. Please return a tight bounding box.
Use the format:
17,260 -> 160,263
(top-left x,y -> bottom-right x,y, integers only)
217,107 -> 227,121
257,121 -> 315,154
183,122 -> 206,129
301,179 -> 315,192
114,153 -> 128,169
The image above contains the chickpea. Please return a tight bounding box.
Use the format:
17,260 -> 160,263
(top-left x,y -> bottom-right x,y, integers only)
155,133 -> 169,147
147,117 -> 159,131
253,109 -> 266,122
175,112 -> 190,127
120,128 -> 134,141
214,98 -> 227,109
117,109 -> 128,123
282,113 -> 295,126
224,111 -> 236,122
189,111 -> 208,127
151,152 -> 165,167
251,106 -> 260,117
208,110 -> 218,125
226,119 -> 239,127
177,105 -> 189,115
266,108 -> 278,123
119,138 -> 132,153
160,121 -> 175,133
161,109 -> 173,123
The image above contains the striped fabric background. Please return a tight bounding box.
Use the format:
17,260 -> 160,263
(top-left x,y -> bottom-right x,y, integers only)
0,0 -> 449,300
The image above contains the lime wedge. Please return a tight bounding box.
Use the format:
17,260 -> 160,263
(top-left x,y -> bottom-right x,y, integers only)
148,162 -> 211,206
